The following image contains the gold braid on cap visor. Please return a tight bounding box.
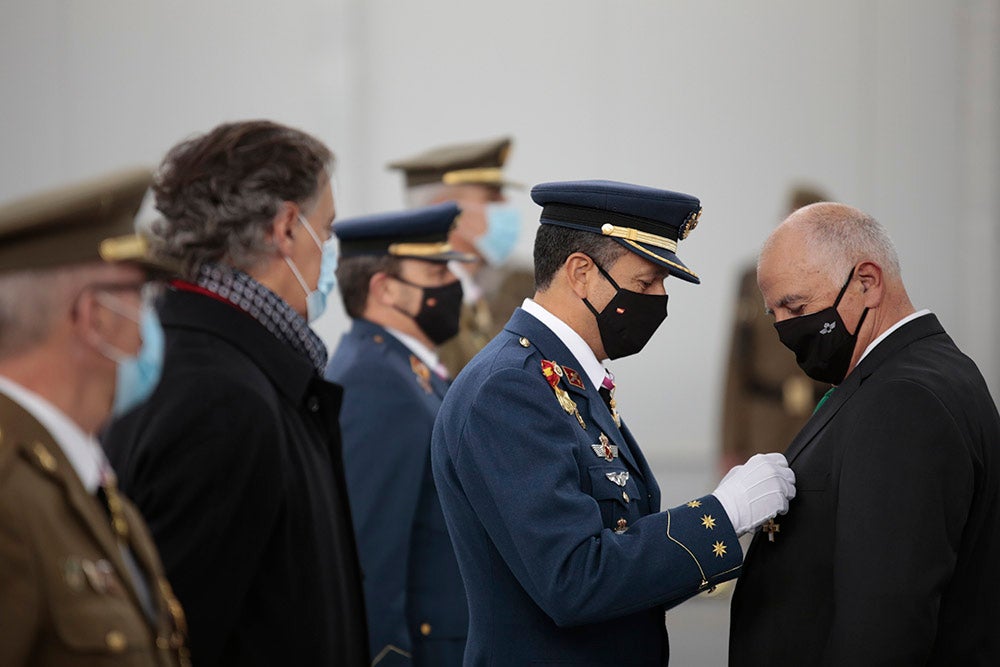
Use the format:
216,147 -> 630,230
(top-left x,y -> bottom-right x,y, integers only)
599,223 -> 678,253
387,241 -> 454,257
441,168 -> 505,186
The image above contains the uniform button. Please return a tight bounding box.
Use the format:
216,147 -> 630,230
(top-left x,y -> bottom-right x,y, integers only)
518,337 -> 530,348
156,636 -> 170,649
420,622 -> 432,636
306,396 -> 320,412
105,630 -> 127,653
622,491 -> 630,503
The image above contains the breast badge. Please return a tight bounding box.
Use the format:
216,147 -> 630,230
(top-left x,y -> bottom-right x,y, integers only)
410,355 -> 433,394
541,360 -> 586,430
591,432 -> 618,461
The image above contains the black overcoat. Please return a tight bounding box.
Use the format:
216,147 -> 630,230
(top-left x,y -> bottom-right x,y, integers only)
104,287 -> 369,666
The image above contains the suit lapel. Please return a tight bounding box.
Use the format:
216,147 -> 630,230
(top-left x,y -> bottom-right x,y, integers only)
784,314 -> 947,465
504,310 -> 644,479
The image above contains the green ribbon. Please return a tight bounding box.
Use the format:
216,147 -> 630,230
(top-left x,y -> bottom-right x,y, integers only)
813,387 -> 836,414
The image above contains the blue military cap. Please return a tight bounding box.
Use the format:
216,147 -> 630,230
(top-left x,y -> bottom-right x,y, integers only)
531,179 -> 703,284
334,201 -> 476,262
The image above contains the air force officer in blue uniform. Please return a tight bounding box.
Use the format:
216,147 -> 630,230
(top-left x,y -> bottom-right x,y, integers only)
432,180 -> 797,666
327,202 -> 475,666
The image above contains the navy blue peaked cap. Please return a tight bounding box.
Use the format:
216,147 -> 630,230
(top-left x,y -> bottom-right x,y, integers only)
531,180 -> 703,284
333,201 -> 475,262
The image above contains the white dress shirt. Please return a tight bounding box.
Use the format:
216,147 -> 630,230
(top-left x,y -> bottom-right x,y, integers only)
386,327 -> 449,379
521,298 -> 607,391
857,309 -> 932,365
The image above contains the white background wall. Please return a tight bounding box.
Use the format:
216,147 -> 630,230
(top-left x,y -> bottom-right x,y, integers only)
3,0 -> 997,468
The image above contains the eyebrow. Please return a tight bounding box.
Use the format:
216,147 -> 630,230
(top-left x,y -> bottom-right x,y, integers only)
770,293 -> 807,313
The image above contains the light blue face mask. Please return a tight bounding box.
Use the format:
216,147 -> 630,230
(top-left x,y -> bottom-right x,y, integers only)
285,214 -> 337,322
474,203 -> 522,266
112,307 -> 165,417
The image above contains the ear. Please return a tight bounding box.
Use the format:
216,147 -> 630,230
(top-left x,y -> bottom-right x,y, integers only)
563,252 -> 596,300
368,271 -> 397,308
855,260 -> 884,308
72,290 -> 109,350
270,201 -> 301,257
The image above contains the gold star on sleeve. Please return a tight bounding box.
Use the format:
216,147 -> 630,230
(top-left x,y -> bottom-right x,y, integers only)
712,541 -> 727,558
700,514 -> 716,529
686,500 -> 702,508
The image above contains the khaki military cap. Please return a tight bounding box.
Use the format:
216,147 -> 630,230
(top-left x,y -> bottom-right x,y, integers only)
388,136 -> 521,189
0,167 -> 176,276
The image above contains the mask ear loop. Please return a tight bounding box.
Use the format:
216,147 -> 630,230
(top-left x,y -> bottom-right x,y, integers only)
89,291 -> 142,363
832,266 -> 869,335
581,255 -> 621,317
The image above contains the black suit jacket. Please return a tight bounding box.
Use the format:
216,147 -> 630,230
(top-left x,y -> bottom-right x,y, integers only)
103,287 -> 369,666
730,314 -> 1000,665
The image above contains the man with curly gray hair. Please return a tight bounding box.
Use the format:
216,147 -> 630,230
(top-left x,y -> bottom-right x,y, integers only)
102,120 -> 369,666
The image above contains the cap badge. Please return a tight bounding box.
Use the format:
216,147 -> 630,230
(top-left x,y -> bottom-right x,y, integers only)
679,207 -> 702,240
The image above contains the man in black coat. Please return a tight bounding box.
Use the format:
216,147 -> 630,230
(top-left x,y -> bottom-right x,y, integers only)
103,121 -> 368,666
729,202 -> 1000,665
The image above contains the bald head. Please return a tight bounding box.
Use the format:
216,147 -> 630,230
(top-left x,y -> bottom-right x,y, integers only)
762,203 -> 900,284
756,202 -> 915,382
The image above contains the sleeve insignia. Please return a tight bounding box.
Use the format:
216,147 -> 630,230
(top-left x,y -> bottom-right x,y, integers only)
686,500 -> 702,508
700,514 -> 716,530
712,541 -> 727,557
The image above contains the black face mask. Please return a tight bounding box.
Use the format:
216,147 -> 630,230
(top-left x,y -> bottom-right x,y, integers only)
774,267 -> 869,385
392,276 -> 464,346
582,260 -> 669,360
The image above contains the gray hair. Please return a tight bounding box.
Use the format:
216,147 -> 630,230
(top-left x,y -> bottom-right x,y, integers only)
0,265 -> 112,359
763,203 -> 901,283
404,182 -> 452,208
150,120 -> 334,280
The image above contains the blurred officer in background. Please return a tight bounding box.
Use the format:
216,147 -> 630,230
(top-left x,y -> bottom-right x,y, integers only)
719,185 -> 830,477
327,202 -> 474,666
389,136 -> 534,377
102,121 -> 368,666
0,169 -> 189,665
432,179 -> 797,666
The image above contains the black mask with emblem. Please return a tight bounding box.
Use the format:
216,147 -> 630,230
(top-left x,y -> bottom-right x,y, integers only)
391,276 -> 464,346
773,267 -> 869,385
582,259 -> 668,360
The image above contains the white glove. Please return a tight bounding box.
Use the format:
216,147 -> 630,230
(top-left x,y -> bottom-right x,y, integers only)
712,453 -> 796,537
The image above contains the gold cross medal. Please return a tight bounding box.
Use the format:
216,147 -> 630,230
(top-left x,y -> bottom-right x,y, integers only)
541,360 -> 586,430
762,518 -> 780,542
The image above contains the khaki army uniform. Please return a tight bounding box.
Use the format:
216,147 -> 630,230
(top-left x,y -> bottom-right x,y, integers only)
720,265 -> 829,464
0,393 -> 188,667
438,264 -> 535,378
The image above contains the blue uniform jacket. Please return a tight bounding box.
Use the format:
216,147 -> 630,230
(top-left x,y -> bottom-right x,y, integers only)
328,319 -> 467,666
431,308 -> 742,666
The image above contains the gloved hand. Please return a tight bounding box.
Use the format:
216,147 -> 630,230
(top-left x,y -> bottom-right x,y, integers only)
712,453 -> 796,536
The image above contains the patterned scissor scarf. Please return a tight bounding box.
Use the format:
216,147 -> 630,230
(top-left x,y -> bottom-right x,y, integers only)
195,263 -> 328,374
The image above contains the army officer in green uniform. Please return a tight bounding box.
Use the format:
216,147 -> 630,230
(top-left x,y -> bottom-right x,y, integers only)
0,169 -> 189,666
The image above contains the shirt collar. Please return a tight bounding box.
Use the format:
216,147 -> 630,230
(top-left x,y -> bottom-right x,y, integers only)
521,298 -> 607,390
857,309 -> 933,364
0,375 -> 106,493
385,327 -> 448,379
